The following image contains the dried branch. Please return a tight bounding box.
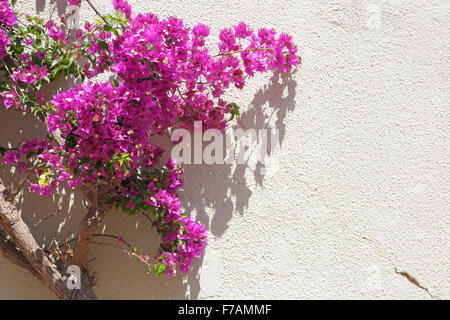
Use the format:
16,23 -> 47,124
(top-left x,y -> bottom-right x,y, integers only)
0,229 -> 40,278
30,208 -> 63,229
141,211 -> 156,226
85,0 -> 108,24
90,240 -> 157,269
71,185 -> 112,267
8,162 -> 40,202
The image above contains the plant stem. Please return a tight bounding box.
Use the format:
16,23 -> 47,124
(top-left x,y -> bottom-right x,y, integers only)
214,47 -> 274,57
85,0 -> 107,23
9,161 -> 40,202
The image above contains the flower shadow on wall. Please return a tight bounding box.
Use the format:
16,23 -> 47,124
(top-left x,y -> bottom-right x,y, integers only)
180,71 -> 298,238
35,0 -> 68,16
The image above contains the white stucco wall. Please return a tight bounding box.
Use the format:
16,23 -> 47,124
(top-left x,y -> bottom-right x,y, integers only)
0,0 -> 449,299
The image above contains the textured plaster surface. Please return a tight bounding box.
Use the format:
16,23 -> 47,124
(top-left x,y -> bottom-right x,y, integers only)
0,0 -> 449,299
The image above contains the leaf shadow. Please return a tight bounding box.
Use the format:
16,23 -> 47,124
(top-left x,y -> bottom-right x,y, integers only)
178,71 -> 298,240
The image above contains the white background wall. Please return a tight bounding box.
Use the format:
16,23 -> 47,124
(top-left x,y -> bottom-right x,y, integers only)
0,0 -> 448,299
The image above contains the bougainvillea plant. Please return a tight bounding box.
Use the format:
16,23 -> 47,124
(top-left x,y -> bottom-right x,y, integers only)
0,0 -> 300,299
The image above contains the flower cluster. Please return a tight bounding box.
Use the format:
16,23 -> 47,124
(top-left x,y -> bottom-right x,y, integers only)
47,82 -> 164,181
0,90 -> 16,109
0,0 -> 16,28
45,20 -> 66,43
84,8 -> 300,132
0,0 -> 15,58
113,0 -> 132,20
2,138 -> 56,195
11,63 -> 49,84
0,29 -> 9,58
145,161 -> 207,276
1,0 -> 300,276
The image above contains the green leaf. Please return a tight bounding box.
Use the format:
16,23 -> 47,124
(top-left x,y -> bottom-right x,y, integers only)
111,78 -> 119,88
155,262 -> 166,277
110,28 -> 120,38
227,102 -> 241,122
51,65 -> 63,78
13,45 -> 24,54
88,53 -> 97,66
50,59 -> 61,69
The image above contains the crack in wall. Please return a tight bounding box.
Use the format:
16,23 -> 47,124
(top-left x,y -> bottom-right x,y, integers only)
394,267 -> 437,300
358,235 -> 440,300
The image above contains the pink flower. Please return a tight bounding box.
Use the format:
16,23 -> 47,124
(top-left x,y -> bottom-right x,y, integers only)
112,0 -> 132,19
3,152 -> 19,164
10,64 -> 49,84
17,162 -> 27,174
0,29 -> 10,59
0,1 -> 17,27
234,21 -> 252,38
45,20 -> 66,43
125,199 -> 135,209
1,90 -> 17,109
193,23 -> 210,37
